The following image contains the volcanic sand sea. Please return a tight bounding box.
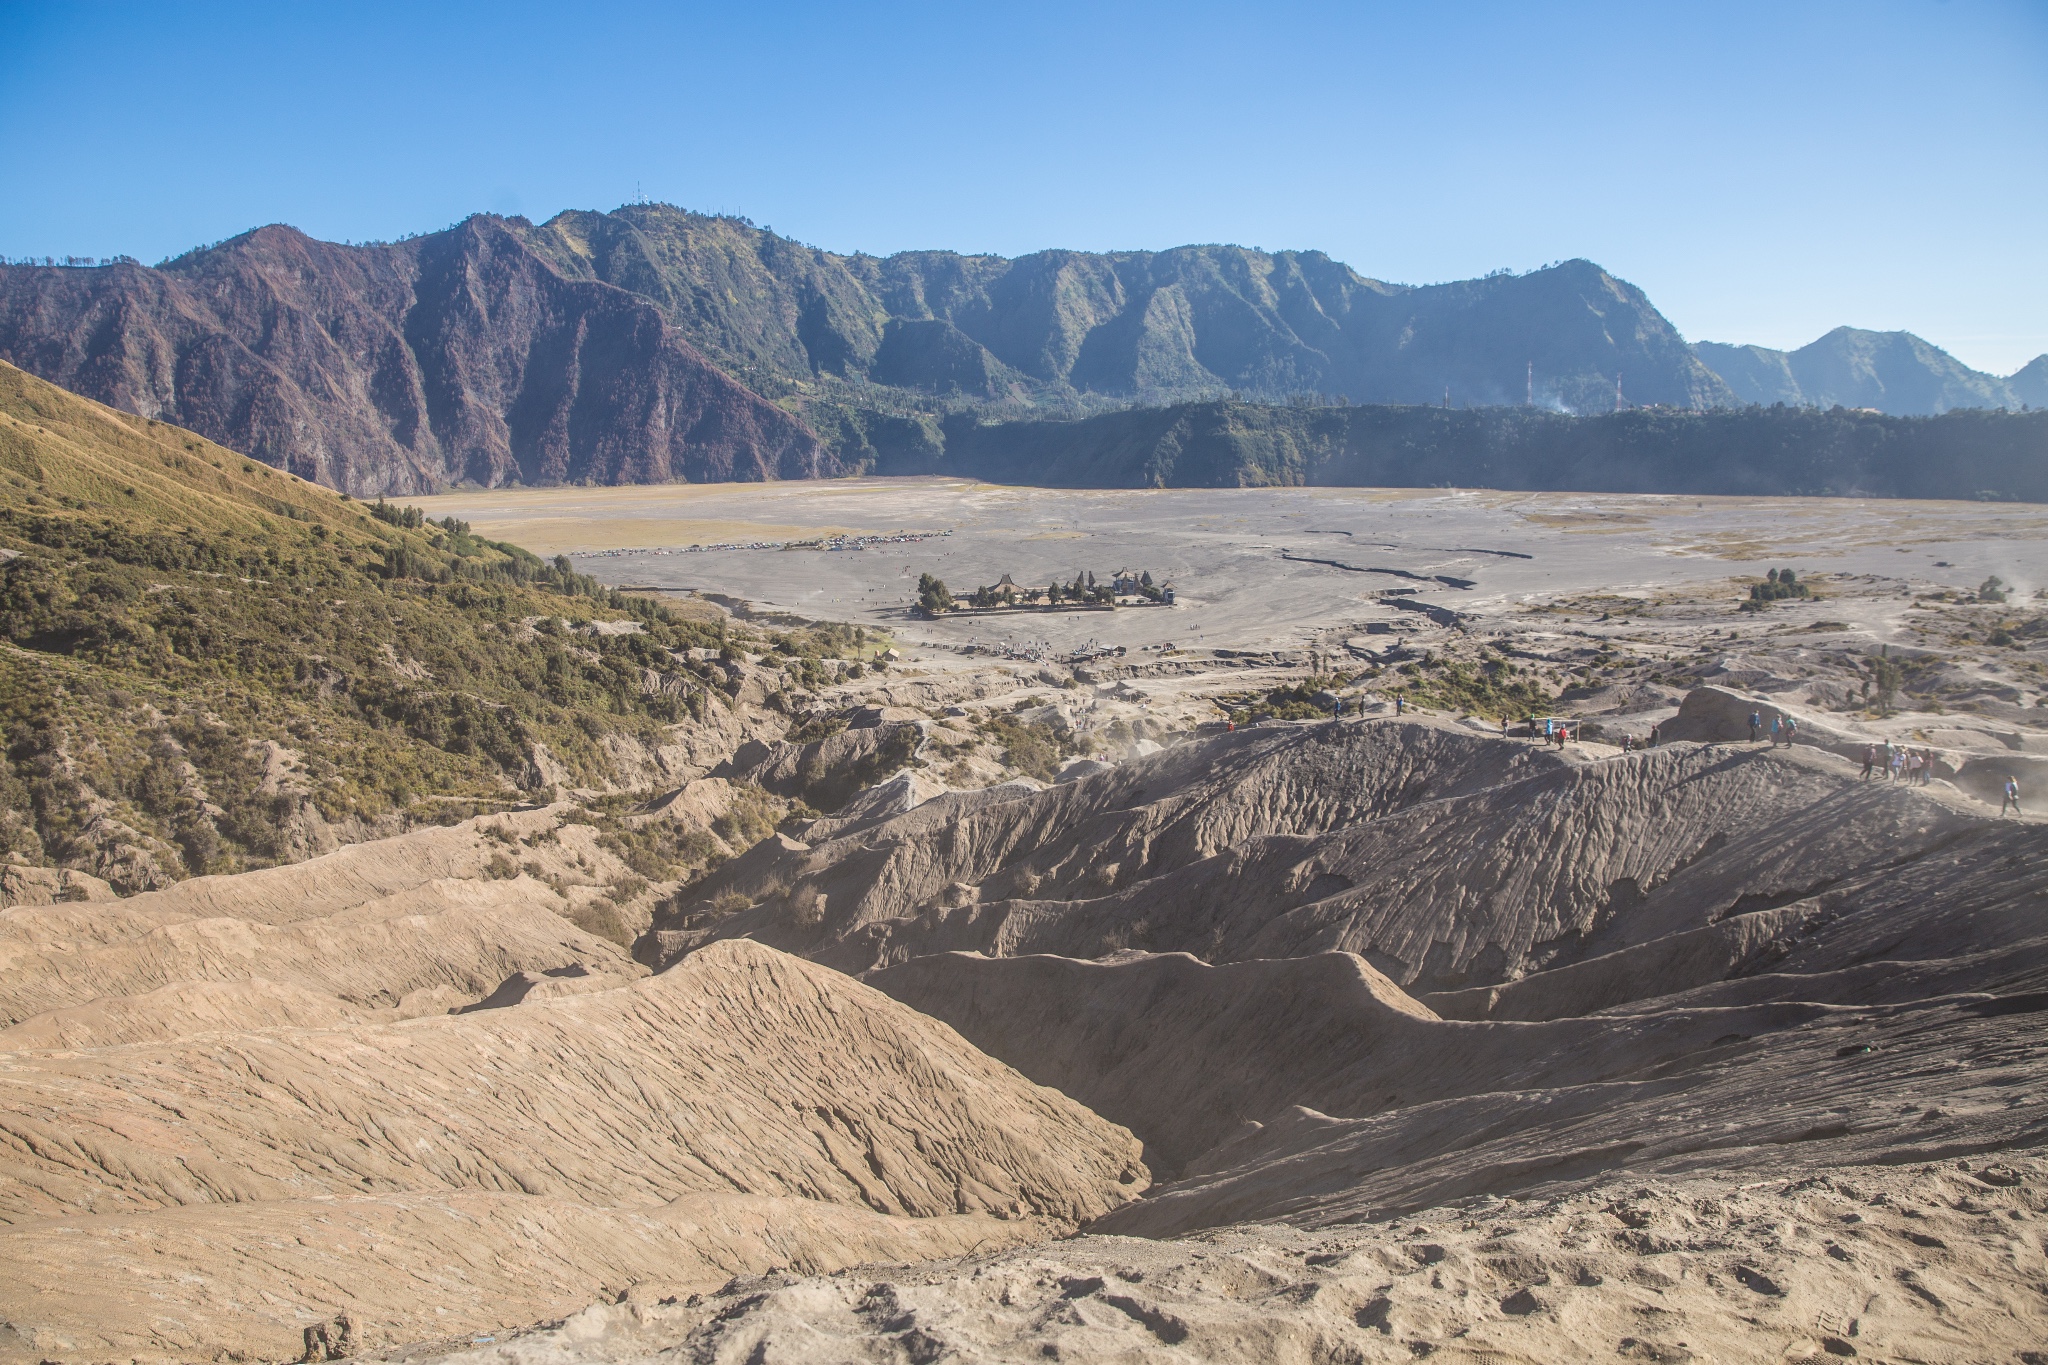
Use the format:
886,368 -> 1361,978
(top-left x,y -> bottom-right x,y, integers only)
18,360 -> 2048,1364
411,479 -> 2048,653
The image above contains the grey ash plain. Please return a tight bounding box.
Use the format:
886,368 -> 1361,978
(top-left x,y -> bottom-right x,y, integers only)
417,477 -> 2048,654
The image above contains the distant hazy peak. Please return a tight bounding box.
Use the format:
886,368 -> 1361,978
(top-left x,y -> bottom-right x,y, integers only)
2008,353 -> 2048,407
1694,326 -> 2034,414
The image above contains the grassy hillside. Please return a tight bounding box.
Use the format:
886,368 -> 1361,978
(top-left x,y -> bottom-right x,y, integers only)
0,360 -> 762,890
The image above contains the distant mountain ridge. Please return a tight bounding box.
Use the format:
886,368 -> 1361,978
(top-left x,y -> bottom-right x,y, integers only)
0,216 -> 836,494
1695,327 -> 2046,415
514,205 -> 1733,412
0,203 -> 2038,493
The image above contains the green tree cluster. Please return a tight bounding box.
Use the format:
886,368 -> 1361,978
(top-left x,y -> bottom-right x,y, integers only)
1743,567 -> 1812,610
1866,647 -> 1905,715
916,573 -> 953,615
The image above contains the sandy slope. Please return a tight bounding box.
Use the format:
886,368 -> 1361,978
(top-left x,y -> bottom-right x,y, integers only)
0,803 -> 727,1053
371,1154 -> 2048,1364
11,684 -> 2048,1361
0,941 -> 1143,1362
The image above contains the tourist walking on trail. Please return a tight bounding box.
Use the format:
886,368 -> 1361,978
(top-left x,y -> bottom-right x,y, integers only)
1862,745 -> 1877,780
1750,711 -> 1763,743
2003,775 -> 2022,816
1785,716 -> 1798,747
1395,695 -> 1404,716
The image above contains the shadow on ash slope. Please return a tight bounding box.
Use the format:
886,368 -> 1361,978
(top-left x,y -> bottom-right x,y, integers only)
12,718 -> 2048,1364
564,716 -> 2048,1361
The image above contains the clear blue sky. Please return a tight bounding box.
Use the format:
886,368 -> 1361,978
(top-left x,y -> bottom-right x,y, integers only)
4,0 -> 2044,371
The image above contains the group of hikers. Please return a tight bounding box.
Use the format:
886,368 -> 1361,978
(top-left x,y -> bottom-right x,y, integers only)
1748,710 -> 1801,747
1504,715 -> 1660,750
1532,702 -> 2024,818
1860,741 -> 1937,786
1852,740 -> 2020,817
1735,711 -> 2027,818
1509,716 -> 1581,747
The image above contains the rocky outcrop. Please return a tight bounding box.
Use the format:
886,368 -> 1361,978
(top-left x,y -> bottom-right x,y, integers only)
711,715 -> 924,813
0,218 -> 835,494
0,862 -> 114,908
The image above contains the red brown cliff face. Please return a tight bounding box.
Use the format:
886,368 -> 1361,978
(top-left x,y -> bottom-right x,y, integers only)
0,216 -> 834,494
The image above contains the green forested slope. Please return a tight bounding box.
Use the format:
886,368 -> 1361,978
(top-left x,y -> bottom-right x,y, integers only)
918,399 -> 2048,498
0,361 -> 745,889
